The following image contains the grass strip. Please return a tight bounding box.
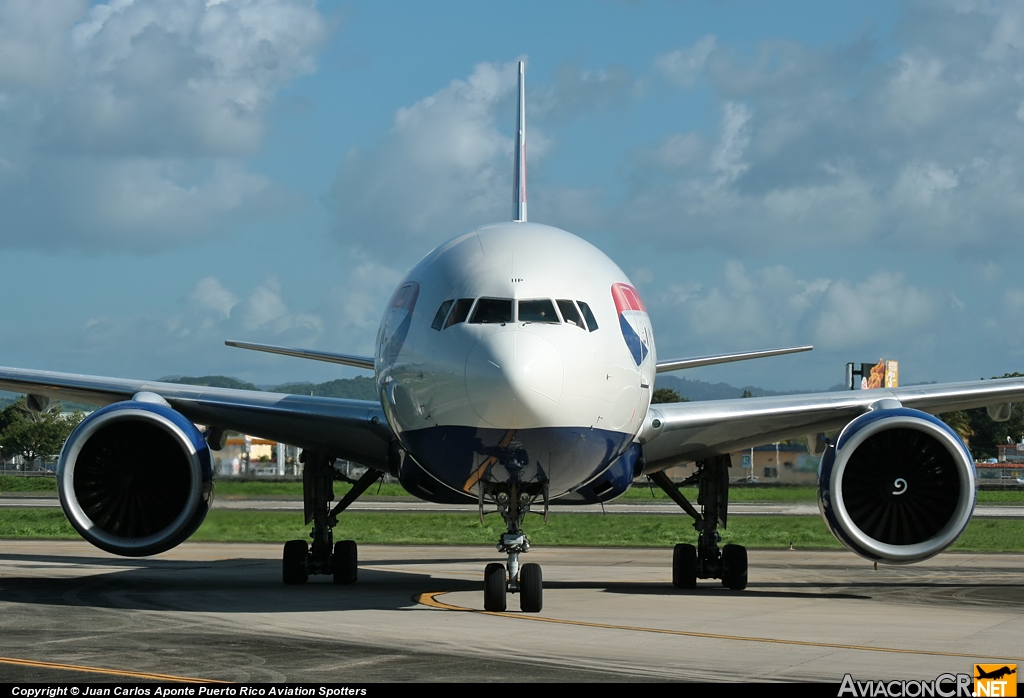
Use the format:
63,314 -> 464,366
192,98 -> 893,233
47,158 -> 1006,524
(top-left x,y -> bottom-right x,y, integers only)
3,508 -> 1024,552
4,476 -> 1023,504
0,475 -> 58,492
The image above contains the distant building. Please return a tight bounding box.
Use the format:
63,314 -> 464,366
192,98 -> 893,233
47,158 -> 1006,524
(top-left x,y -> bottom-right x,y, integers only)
661,442 -> 818,484
215,435 -> 300,477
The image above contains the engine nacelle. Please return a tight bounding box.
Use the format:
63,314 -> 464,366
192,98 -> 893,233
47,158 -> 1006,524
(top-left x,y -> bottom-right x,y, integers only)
57,401 -> 213,557
818,406 -> 975,564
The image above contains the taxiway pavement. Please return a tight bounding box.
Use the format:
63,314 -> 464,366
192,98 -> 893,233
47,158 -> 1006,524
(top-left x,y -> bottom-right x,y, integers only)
0,541 -> 1021,683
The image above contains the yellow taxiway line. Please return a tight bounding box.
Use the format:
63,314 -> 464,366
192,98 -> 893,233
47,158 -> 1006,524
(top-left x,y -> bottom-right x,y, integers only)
415,590 -> 1024,663
0,655 -> 229,683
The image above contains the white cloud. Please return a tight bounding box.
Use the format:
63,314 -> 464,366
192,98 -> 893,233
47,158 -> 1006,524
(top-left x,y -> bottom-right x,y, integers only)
0,0 -> 85,88
534,64 -> 636,117
56,0 -> 327,156
643,132 -> 704,170
617,2 -> 1024,257
187,276 -> 239,328
328,60 -> 519,250
657,262 -> 829,347
0,0 -> 327,251
653,263 -> 940,364
710,102 -> 752,183
812,272 -> 936,349
891,161 -> 959,206
656,35 -> 717,88
238,277 -> 323,335
327,59 -> 640,254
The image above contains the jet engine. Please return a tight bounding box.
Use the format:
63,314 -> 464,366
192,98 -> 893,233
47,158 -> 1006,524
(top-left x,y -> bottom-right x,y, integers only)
818,405 -> 975,564
57,400 -> 213,557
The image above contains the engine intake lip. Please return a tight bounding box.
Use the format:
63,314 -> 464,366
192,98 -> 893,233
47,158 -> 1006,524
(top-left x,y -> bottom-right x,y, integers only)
57,404 -> 210,557
828,412 -> 975,563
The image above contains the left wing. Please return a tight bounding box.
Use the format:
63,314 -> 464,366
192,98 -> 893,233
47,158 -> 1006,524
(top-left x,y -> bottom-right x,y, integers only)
0,366 -> 391,469
639,377 -> 1024,471
656,345 -> 813,373
224,340 -> 375,370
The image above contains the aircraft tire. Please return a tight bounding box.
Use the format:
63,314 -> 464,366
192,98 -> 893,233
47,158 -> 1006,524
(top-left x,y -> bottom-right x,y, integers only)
483,563 -> 507,612
672,543 -> 697,589
721,544 -> 748,590
332,540 -> 358,585
283,539 -> 309,585
519,563 -> 543,613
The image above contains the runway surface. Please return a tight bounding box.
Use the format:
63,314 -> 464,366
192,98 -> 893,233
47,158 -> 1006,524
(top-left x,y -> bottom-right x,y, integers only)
0,541 -> 1022,683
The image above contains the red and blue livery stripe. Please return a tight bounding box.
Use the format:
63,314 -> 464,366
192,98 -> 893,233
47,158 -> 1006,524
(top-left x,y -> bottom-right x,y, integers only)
611,282 -> 649,366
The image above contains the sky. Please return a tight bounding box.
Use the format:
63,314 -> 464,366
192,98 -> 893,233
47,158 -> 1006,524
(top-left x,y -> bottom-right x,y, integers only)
1,0 -> 1023,392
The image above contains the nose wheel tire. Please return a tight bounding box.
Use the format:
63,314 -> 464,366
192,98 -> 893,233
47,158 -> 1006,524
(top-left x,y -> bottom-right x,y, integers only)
484,562 -> 507,612
519,563 -> 543,613
721,544 -> 748,590
332,540 -> 358,585
672,543 -> 697,589
283,539 -> 309,585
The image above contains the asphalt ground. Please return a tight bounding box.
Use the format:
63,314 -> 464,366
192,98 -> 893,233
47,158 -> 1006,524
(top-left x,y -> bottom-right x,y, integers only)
0,541 -> 1021,683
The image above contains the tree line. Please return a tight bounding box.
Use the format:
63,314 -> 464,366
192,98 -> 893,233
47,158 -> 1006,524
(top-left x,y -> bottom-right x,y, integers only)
0,399 -> 85,464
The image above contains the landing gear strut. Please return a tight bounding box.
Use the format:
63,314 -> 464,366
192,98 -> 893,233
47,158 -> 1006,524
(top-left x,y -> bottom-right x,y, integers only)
482,482 -> 545,613
650,454 -> 747,590
282,451 -> 382,585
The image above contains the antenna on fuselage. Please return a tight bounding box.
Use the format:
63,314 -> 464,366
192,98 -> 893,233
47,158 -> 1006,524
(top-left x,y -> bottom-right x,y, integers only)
512,60 -> 527,223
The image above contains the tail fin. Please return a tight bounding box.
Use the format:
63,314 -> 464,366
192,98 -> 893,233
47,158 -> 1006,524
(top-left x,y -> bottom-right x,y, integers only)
512,60 -> 527,222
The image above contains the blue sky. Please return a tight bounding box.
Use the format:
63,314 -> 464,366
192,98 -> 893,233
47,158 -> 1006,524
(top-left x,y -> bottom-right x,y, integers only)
1,0 -> 1022,392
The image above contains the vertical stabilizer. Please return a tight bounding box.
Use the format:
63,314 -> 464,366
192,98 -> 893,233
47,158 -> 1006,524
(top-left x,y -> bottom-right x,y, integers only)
512,61 -> 527,222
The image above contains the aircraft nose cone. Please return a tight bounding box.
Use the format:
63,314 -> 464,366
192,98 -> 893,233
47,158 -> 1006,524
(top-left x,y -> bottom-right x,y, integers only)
465,331 -> 563,429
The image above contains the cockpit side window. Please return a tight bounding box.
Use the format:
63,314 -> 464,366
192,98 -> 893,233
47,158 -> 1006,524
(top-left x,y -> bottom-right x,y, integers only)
556,300 -> 584,329
519,299 -> 559,324
431,300 -> 454,331
388,282 -> 419,311
577,301 -> 599,332
445,298 -> 474,328
470,298 -> 513,324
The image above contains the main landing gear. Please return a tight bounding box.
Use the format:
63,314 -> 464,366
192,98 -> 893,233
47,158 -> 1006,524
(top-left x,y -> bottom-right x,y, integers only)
650,454 -> 748,590
282,450 -> 382,585
481,482 -> 546,613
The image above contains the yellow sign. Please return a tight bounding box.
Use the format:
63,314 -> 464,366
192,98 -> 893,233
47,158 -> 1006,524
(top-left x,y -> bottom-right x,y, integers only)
885,360 -> 899,389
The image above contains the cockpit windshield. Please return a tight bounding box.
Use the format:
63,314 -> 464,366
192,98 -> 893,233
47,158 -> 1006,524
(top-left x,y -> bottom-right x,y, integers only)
518,299 -> 559,323
556,300 -> 583,329
444,298 -> 474,328
470,298 -> 513,324
430,296 -> 599,331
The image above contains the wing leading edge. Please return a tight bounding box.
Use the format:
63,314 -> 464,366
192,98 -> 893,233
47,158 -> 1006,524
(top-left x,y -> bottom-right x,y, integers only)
0,366 -> 391,469
639,377 -> 1024,472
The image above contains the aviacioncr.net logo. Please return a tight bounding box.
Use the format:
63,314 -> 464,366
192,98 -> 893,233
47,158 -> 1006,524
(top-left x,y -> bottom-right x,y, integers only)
974,664 -> 1017,697
838,673 -> 974,697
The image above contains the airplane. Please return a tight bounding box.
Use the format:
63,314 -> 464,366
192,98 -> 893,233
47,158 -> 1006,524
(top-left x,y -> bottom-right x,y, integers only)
975,667 -> 1017,681
3,61 -> 1024,614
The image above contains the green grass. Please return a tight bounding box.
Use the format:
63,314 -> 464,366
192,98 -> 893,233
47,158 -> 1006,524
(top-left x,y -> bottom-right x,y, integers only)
621,484 -> 821,502
5,474 -> 1024,505
0,475 -> 57,492
978,489 -> 1024,503
212,479 -> 408,498
4,508 -> 1024,551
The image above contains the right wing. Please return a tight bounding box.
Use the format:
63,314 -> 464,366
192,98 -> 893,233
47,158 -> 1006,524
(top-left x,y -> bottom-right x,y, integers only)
0,366 -> 392,469
640,377 -> 1024,471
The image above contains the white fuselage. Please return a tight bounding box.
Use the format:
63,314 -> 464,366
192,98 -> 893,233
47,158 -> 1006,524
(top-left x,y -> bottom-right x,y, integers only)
375,222 -> 656,501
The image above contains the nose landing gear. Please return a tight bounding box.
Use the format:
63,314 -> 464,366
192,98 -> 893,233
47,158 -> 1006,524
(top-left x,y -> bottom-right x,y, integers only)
482,483 -> 545,612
